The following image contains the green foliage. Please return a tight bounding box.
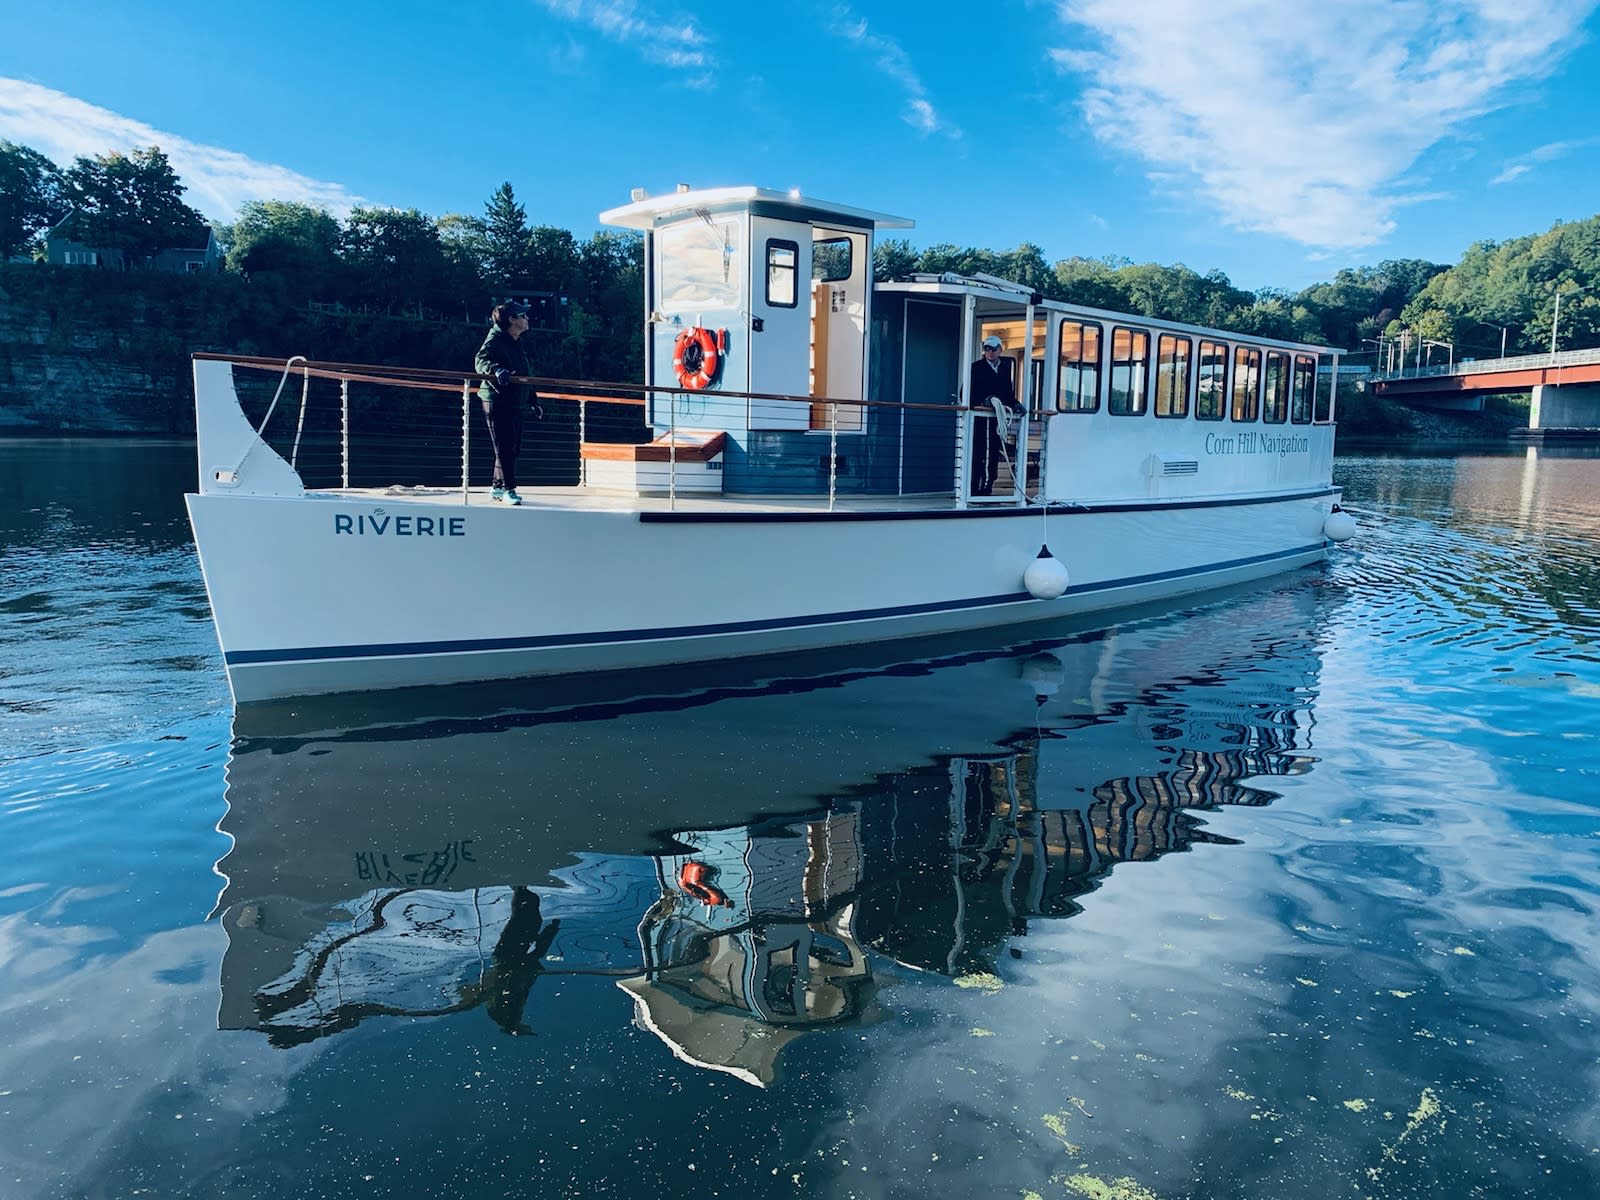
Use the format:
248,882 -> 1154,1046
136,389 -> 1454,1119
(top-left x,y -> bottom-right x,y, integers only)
873,238 -> 918,282
11,130 -> 1600,429
221,200 -> 342,301
437,212 -> 488,280
0,140 -> 67,258
482,182 -> 529,284
1331,385 -> 1417,438
61,147 -> 204,266
1396,215 -> 1600,355
339,205 -> 469,316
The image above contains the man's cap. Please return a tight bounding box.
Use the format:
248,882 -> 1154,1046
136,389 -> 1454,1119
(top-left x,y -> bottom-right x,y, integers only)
981,334 -> 1003,349
503,301 -> 530,317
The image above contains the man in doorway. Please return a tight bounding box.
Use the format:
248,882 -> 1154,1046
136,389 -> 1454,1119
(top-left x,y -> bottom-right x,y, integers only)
970,334 -> 1022,495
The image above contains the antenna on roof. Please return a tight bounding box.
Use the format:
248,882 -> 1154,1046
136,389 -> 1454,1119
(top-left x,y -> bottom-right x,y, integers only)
970,272 -> 1033,295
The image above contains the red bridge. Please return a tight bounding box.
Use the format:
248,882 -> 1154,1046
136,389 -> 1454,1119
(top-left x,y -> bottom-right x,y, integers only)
1369,348 -> 1600,435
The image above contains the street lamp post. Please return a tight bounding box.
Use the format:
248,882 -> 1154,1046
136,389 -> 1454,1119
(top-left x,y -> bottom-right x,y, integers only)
1477,321 -> 1508,359
1361,337 -> 1387,373
1551,284 -> 1591,356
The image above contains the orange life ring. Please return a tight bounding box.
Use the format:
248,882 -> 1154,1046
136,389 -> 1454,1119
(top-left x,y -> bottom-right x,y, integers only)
678,860 -> 731,907
672,327 -> 723,390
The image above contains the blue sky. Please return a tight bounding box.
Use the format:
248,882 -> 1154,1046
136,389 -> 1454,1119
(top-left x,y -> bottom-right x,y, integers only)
2,0 -> 1597,292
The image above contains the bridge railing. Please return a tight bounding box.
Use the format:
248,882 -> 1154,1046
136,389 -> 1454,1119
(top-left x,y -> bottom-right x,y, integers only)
1372,346 -> 1600,382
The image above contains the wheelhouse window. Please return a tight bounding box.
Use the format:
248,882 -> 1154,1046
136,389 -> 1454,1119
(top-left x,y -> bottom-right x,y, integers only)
1057,319 -> 1102,412
1197,340 -> 1227,420
1155,334 -> 1191,418
812,237 -> 852,283
765,239 -> 798,308
1263,352 -> 1289,423
657,218 -> 743,312
1291,355 -> 1316,423
1109,327 -> 1150,416
1231,347 -> 1261,421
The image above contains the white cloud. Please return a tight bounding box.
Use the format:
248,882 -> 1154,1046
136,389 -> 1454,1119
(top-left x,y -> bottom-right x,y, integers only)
534,0 -> 714,78
831,8 -> 961,139
0,78 -> 364,221
1491,136 -> 1598,184
1048,0 -> 1599,249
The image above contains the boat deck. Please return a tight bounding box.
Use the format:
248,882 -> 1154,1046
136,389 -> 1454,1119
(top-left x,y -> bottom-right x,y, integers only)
309,484 -> 1003,514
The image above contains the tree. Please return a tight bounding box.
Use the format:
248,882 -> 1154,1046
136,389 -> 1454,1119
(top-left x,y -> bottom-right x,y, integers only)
222,200 -> 341,299
0,140 -> 66,258
482,182 -> 530,284
437,212 -> 489,279
527,225 -> 581,297
61,147 -> 205,266
873,238 -> 918,282
339,206 -> 453,315
1051,255 -> 1132,311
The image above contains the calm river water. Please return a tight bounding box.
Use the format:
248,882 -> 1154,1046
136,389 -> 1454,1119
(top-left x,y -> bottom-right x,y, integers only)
2,439 -> 1598,1200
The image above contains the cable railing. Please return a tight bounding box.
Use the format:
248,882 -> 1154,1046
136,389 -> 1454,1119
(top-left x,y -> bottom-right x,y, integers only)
202,354 -> 1028,511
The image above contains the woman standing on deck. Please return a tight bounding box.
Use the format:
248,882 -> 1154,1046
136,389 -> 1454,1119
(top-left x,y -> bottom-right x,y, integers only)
475,302 -> 537,505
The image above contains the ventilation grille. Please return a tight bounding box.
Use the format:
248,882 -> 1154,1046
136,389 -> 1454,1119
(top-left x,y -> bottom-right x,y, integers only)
1162,460 -> 1199,476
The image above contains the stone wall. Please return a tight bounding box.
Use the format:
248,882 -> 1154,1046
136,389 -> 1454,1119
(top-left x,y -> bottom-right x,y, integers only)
0,263 -> 218,433
0,264 -> 645,437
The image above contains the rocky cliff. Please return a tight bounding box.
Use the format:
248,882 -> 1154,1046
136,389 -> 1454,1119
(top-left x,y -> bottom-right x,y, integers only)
0,264 -> 198,433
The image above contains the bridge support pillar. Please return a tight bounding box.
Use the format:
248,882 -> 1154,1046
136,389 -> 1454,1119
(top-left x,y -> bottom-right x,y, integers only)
1531,381 -> 1600,430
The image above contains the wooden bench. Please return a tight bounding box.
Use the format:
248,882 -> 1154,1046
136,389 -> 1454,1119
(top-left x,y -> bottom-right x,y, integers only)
580,431 -> 727,494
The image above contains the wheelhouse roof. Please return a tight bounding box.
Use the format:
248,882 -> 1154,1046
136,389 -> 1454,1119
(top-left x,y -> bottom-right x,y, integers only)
600,185 -> 915,232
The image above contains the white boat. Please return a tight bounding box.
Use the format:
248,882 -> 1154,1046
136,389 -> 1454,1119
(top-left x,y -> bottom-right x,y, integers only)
185,184 -> 1353,703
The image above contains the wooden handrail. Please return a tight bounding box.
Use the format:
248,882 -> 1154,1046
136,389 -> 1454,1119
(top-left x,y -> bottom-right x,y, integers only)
193,352 -> 965,415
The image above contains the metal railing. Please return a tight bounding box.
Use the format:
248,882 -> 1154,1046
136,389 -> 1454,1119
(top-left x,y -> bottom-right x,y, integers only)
203,354 -> 1026,511
1371,345 -> 1600,381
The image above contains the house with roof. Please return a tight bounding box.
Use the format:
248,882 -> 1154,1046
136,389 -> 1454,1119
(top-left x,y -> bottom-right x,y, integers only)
44,211 -> 222,272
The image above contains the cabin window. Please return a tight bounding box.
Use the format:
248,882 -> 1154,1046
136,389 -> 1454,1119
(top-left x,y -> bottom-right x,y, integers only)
1109,327 -> 1150,416
1263,352 -> 1289,423
1231,346 -> 1261,421
1314,363 -> 1334,421
765,239 -> 799,308
1056,319 -> 1101,412
1291,355 -> 1316,423
812,237 -> 852,283
1196,340 -> 1227,420
656,218 -> 743,312
1155,334 -> 1191,418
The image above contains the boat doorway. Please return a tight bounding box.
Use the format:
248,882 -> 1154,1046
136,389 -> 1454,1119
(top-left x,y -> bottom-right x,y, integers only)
970,317 -> 1040,503
902,299 -> 963,494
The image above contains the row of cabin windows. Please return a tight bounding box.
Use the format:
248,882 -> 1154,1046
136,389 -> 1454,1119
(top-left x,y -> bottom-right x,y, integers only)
1057,320 -> 1322,423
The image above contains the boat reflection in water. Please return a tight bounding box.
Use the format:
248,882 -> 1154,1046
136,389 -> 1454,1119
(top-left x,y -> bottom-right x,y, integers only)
215,582 -> 1330,1085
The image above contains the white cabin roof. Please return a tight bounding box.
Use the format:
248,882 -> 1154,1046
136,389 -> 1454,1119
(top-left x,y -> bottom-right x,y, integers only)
600,185 -> 914,232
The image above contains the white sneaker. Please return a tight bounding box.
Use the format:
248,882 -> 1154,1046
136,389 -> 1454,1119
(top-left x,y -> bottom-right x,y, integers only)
502,490 -> 523,506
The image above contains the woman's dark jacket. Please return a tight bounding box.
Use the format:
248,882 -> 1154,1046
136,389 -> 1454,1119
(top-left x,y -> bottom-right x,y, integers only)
475,327 -> 534,408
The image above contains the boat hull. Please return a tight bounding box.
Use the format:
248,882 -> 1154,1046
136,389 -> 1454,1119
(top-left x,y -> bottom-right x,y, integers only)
186,489 -> 1332,702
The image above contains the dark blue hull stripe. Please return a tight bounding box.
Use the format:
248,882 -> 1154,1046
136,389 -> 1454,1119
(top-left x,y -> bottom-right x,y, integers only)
225,543 -> 1324,667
